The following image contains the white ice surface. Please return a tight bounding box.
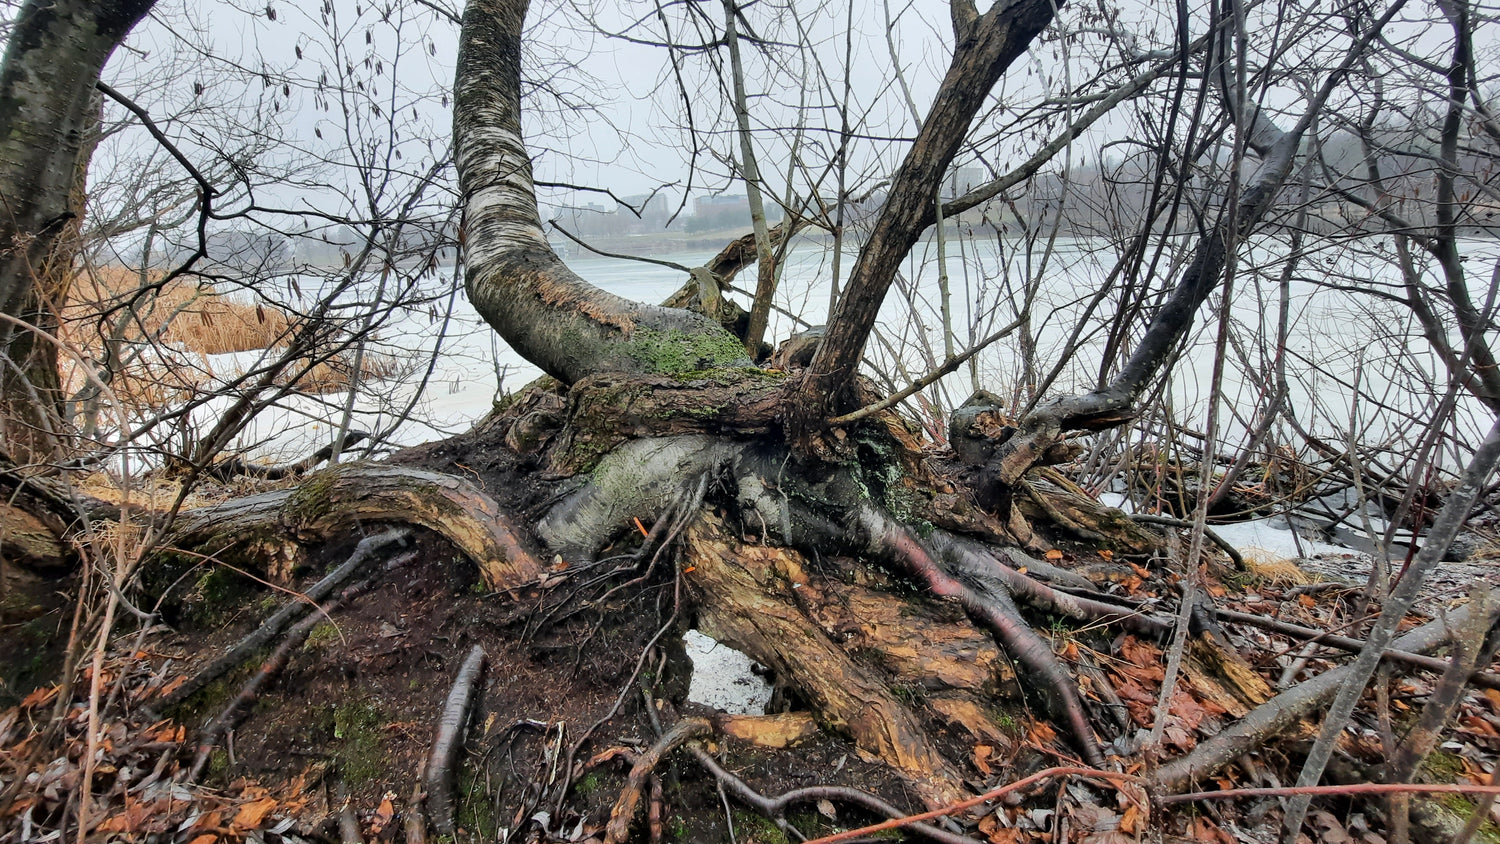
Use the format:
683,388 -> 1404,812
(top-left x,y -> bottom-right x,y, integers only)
1207,517 -> 1349,561
682,630 -> 773,715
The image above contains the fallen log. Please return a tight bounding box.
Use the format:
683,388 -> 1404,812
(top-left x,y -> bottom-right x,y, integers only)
205,431 -> 369,481
1150,589 -> 1500,793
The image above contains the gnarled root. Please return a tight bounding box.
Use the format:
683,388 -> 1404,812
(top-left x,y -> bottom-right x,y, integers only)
685,513 -> 970,808
167,463 -> 541,590
853,506 -> 1107,767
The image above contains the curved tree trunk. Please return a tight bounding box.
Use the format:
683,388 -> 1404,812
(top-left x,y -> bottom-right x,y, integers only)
454,0 -> 750,385
0,0 -> 155,462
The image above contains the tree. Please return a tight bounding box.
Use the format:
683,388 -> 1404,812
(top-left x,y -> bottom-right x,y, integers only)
0,0 -> 155,463
4,0 -> 1500,838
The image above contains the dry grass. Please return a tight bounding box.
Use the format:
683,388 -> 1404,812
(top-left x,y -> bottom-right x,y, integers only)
60,266 -> 405,414
77,471 -> 213,512
1243,552 -> 1315,586
65,266 -> 290,355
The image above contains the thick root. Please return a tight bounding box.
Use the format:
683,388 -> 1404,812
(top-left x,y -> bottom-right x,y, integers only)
684,513 -> 970,809
168,463 -> 541,590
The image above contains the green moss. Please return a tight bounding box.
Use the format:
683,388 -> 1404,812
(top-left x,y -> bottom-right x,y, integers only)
184,567 -> 258,626
732,810 -> 791,844
624,327 -> 748,377
573,772 -> 603,796
208,748 -> 230,780
301,622 -> 339,651
326,700 -> 385,786
1434,794 -> 1500,844
456,764 -> 498,839
288,469 -> 340,524
1421,749 -> 1466,782
890,682 -> 928,706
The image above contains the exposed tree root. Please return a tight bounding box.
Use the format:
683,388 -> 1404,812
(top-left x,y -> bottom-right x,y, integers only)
856,506 -> 1106,767
684,513 -> 970,808
167,463 -> 540,589
157,528 -> 410,713
425,644 -> 487,840
604,717 -> 711,844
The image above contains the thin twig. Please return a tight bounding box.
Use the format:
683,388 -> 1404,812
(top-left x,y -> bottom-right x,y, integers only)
603,718 -> 711,844
801,767 -> 1144,844
157,529 -> 409,711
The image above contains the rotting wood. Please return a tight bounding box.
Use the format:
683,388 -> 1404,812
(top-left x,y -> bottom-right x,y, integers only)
167,464 -> 541,590
684,513 -> 970,809
711,712 -> 821,749
425,645 -> 487,839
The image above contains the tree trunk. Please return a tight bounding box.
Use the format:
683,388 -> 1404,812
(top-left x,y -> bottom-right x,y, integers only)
790,0 -> 1057,432
0,0 -> 155,462
454,0 -> 750,385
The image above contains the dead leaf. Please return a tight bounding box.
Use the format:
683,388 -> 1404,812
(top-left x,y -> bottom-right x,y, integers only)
231,798 -> 277,830
1045,549 -> 1064,561
19,685 -> 58,710
1309,810 -> 1354,844
974,744 -> 993,776
372,794 -> 395,833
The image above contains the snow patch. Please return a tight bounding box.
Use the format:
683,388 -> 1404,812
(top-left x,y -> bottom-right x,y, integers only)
1209,517 -> 1348,562
682,630 -> 773,715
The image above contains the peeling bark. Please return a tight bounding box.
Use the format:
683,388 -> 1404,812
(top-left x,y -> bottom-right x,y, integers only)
167,463 -> 541,590
455,0 -> 749,384
686,513 -> 970,808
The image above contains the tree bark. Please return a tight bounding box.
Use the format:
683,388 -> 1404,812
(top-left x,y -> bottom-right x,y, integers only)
0,0 -> 155,460
167,463 -> 542,590
789,0 -> 1058,432
455,0 -> 750,385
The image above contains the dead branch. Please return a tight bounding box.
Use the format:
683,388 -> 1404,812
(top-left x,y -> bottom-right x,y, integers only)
425,645 -> 487,839
157,529 -> 409,712
1150,590 -> 1499,793
1158,782 -> 1500,805
801,766 -> 1145,844
187,573 -> 373,782
1216,607 -> 1500,690
1127,513 -> 1246,570
604,718 -> 711,844
404,761 -> 429,844
206,431 -> 369,481
687,745 -> 974,844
